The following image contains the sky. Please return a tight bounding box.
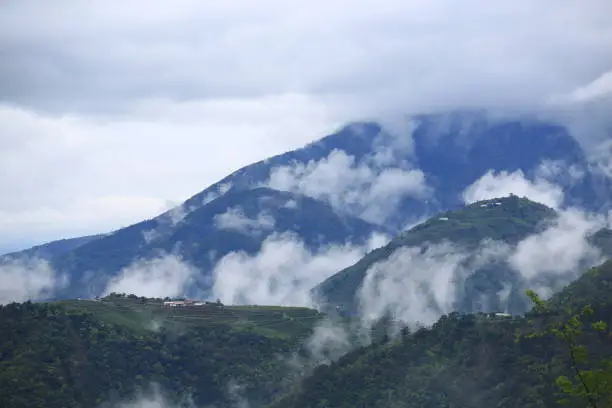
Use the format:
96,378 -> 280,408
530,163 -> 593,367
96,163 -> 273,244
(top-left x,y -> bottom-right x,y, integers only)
1,0 -> 612,252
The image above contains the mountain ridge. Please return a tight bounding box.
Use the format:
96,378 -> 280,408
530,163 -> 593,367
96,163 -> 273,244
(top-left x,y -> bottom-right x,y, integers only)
314,195 -> 610,319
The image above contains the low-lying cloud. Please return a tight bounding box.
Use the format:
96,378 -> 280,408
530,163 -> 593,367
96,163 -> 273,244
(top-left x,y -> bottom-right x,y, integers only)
267,148 -> 430,225
212,231 -> 390,307
509,208 -> 604,297
358,242 -> 471,327
462,169 -> 565,209
214,207 -> 276,235
0,257 -> 64,305
103,254 -> 197,298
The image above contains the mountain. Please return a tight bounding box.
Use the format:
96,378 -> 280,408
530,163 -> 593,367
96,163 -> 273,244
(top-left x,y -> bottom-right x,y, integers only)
52,187 -> 388,299
184,111 -> 611,230
410,111 -> 611,213
14,110 -> 612,300
314,195 -> 610,317
0,294 -> 324,408
0,234 -> 104,263
270,260 -> 612,408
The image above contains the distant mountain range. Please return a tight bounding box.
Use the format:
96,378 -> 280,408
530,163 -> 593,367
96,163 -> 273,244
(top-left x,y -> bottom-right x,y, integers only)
6,110 -> 612,301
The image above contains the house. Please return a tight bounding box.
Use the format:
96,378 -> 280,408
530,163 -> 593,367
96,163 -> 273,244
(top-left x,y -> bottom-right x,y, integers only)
163,301 -> 186,307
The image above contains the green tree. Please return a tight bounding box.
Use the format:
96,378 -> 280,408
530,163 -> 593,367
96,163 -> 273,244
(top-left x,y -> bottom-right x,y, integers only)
524,289 -> 612,407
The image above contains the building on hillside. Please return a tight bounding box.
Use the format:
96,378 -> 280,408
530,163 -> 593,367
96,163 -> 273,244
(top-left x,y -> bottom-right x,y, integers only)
162,299 -> 224,308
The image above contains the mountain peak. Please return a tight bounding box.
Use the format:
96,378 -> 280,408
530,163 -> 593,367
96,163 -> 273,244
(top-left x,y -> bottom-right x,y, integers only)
314,195 -> 559,314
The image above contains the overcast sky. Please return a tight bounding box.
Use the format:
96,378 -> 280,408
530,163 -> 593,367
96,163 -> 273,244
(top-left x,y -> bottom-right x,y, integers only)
1,0 -> 611,252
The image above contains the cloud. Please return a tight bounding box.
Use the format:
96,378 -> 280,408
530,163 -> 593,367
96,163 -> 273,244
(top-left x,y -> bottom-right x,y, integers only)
0,257 -> 64,304
304,318 -> 353,365
214,207 -> 275,235
550,69 -> 612,104
102,384 -> 196,408
358,242 -> 473,327
0,98 -> 347,247
2,0 -> 611,246
462,169 -> 565,209
142,201 -> 194,244
2,1 -> 611,114
211,231 -> 390,307
267,149 -> 430,224
509,208 -> 604,297
103,254 -> 197,298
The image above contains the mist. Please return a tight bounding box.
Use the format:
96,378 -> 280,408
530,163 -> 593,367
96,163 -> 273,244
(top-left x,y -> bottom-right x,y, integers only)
0,257 -> 65,305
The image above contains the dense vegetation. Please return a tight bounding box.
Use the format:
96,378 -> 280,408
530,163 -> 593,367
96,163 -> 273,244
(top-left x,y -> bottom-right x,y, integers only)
3,261 -> 611,408
271,260 -> 612,408
0,294 -> 324,408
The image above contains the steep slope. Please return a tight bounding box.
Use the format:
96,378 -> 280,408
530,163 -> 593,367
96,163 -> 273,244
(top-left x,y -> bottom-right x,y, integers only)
271,261 -> 612,408
314,195 -> 608,316
53,187 -> 387,299
411,111 -> 610,212
0,234 -> 104,263
0,294 -> 324,408
181,111 -> 611,231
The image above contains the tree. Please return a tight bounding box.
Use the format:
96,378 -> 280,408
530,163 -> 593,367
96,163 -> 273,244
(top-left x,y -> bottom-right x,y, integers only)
523,289 -> 612,407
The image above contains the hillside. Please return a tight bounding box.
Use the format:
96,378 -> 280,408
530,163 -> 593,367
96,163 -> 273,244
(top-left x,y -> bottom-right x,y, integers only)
0,234 -> 104,263
0,294 -> 325,408
271,260 -> 612,408
184,111 -> 611,229
314,195 -> 608,317
52,187 -> 387,299
3,260 -> 610,408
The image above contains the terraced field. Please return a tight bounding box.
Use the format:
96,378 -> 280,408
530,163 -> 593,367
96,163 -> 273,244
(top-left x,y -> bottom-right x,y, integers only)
52,296 -> 324,339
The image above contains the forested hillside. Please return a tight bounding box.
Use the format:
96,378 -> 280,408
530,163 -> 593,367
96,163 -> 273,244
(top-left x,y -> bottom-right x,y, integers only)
2,260 -> 611,408
0,295 -> 324,408
272,261 -> 612,408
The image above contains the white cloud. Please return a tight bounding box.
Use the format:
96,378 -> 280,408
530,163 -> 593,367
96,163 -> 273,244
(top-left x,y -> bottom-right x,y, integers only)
509,208 -> 604,297
267,149 -> 430,224
462,169 -> 565,209
0,98 -> 347,247
2,1 -> 611,114
535,159 -> 586,184
109,384 -> 196,408
304,319 -> 353,365
103,254 -> 197,298
142,201 -> 195,244
211,232 -> 389,307
358,242 -> 472,327
550,69 -> 612,104
0,257 -> 63,304
1,0 -> 611,246
214,207 -> 275,235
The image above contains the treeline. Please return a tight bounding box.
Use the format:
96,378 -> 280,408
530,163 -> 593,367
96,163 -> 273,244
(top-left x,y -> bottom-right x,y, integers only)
0,300 -> 302,408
